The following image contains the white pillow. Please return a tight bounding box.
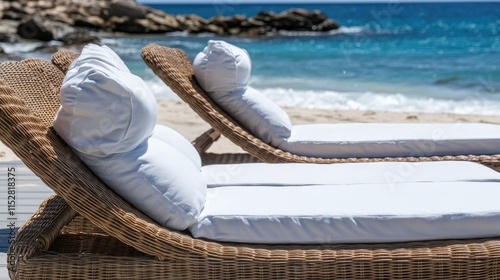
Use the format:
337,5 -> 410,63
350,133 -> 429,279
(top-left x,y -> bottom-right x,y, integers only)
53,44 -> 206,230
79,137 -> 206,230
151,124 -> 202,169
193,40 -> 292,146
55,61 -> 155,156
70,43 -> 130,73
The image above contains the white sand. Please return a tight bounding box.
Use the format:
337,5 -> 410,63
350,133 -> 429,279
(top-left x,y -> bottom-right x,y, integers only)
156,99 -> 500,154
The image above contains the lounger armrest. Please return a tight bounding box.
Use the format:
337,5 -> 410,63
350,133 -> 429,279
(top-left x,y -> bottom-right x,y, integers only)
193,129 -> 264,164
201,152 -> 261,165
51,50 -> 80,73
192,128 -> 221,154
7,195 -> 77,278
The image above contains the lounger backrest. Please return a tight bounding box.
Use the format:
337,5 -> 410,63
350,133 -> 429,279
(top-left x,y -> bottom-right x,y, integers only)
0,62 -> 190,260
0,59 -> 63,127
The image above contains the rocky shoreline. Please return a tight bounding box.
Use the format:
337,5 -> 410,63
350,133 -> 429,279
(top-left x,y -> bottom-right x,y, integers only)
0,0 -> 340,55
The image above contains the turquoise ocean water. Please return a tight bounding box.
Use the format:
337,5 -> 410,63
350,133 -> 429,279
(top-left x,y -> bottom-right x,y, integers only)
3,2 -> 500,115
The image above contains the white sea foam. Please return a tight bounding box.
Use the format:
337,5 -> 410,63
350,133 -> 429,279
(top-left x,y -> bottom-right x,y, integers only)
165,31 -> 191,37
99,37 -> 119,45
144,73 -> 500,116
143,77 -> 181,100
274,26 -> 365,37
332,26 -> 365,34
257,87 -> 500,116
0,42 -> 45,54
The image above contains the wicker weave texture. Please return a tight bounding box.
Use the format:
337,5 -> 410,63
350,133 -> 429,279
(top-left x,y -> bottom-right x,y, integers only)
51,50 -> 80,73
0,59 -> 63,127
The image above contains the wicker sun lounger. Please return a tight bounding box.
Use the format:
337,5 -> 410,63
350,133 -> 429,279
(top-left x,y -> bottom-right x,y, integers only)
2,55 -> 500,280
139,43 -> 500,171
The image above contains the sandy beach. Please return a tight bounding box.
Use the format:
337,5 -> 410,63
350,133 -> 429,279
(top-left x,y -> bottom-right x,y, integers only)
3,99 -> 499,161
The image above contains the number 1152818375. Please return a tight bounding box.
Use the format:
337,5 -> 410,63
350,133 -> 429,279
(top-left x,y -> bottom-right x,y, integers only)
7,167 -> 16,217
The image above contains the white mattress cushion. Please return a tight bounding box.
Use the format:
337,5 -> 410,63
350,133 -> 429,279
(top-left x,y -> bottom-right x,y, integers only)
201,161 -> 500,187
191,180 -> 500,244
279,123 -> 500,158
193,40 -> 292,146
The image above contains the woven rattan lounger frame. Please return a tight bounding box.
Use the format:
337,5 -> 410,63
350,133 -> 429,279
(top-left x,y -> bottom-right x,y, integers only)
1,54 -> 500,279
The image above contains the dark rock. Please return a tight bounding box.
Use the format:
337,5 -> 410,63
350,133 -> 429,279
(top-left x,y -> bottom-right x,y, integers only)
251,8 -> 339,34
49,13 -> 75,26
74,15 -> 106,29
0,20 -> 18,35
308,10 -> 329,25
223,15 -> 246,29
254,11 -> 276,23
145,13 -> 180,31
16,15 -> 90,45
241,18 -> 266,28
176,14 -> 208,31
239,27 -> 269,37
135,18 -> 173,33
0,33 -> 18,43
17,15 -> 54,41
57,29 -> 100,45
271,9 -> 318,31
274,13 -> 309,30
106,16 -> 128,30
36,1 -> 54,10
316,19 -> 340,32
286,9 -> 327,25
228,27 -> 241,36
63,6 -> 82,17
109,0 -> 147,21
82,5 -> 104,17
111,18 -> 155,33
201,24 -> 224,35
2,11 -> 24,21
208,15 -> 228,29
7,2 -> 28,15
1,0 -> 340,40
